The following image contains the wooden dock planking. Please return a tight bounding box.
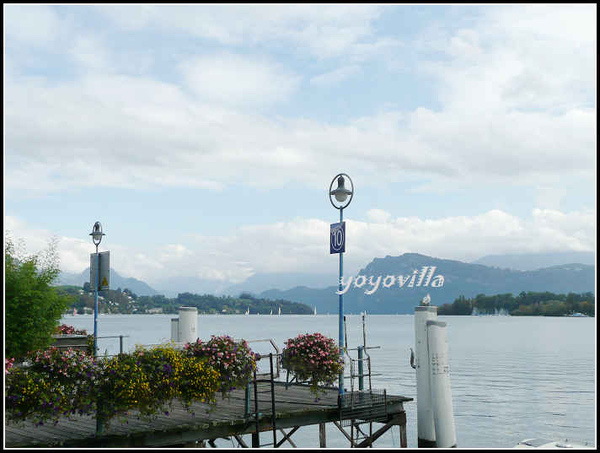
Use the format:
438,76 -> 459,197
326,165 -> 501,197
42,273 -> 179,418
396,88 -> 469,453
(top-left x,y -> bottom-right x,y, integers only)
5,382 -> 411,448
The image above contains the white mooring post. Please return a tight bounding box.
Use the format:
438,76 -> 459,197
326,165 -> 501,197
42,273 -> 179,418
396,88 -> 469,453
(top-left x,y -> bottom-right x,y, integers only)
171,318 -> 180,342
171,306 -> 198,344
414,293 -> 457,448
414,305 -> 438,447
427,320 -> 457,448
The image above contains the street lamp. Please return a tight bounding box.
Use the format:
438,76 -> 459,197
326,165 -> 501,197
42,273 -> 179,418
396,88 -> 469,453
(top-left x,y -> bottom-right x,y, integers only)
90,221 -> 105,357
329,173 -> 354,395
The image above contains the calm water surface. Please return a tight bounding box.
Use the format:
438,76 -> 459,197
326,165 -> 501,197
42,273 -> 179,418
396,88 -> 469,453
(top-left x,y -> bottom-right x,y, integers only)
61,313 -> 596,448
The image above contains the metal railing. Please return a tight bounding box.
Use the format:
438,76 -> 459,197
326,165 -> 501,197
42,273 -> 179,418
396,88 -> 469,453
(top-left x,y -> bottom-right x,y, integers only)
96,335 -> 129,355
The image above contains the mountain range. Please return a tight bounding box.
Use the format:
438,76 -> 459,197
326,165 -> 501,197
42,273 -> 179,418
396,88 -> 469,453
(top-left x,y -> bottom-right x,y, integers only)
57,251 -> 595,314
260,253 -> 595,314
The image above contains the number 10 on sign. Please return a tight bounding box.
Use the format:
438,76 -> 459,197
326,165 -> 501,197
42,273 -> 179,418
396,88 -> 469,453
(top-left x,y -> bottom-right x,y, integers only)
330,222 -> 346,254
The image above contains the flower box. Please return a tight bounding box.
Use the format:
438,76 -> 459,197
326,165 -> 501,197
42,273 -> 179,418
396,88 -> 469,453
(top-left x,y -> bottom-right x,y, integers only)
281,332 -> 344,398
51,334 -> 89,352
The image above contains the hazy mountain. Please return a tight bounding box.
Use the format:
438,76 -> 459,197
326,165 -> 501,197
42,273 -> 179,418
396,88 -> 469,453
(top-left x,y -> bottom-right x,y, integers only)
260,253 -> 595,315
472,251 -> 595,271
154,276 -> 231,299
57,268 -> 160,297
221,272 -> 337,297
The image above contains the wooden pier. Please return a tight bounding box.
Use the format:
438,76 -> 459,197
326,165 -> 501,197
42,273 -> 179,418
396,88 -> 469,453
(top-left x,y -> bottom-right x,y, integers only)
5,382 -> 411,448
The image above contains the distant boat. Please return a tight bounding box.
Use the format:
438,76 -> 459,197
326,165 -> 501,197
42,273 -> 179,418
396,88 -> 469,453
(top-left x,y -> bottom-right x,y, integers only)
278,306 -> 281,316
314,306 -> 317,316
567,312 -> 588,317
516,438 -> 593,449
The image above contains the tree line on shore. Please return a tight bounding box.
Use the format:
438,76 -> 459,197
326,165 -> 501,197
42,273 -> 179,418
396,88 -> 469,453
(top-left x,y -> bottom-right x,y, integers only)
58,284 -> 313,315
437,291 -> 595,316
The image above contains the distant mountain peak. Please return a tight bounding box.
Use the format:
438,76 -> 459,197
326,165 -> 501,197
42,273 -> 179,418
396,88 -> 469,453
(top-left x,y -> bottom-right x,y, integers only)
472,251 -> 595,271
57,268 -> 159,296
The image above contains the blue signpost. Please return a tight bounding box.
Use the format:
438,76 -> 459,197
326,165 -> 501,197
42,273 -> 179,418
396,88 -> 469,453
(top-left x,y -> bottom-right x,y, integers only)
329,174 -> 354,396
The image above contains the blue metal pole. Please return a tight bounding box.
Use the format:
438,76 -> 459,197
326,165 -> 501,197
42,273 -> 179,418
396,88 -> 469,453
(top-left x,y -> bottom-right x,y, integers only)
94,245 -> 99,357
338,208 -> 344,395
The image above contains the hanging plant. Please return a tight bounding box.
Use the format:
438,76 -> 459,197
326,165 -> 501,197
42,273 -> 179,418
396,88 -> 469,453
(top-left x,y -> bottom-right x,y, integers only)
5,347 -> 99,425
5,344 -> 221,427
95,344 -> 220,423
184,335 -> 257,395
54,324 -> 94,355
281,332 -> 344,397
55,324 -> 88,336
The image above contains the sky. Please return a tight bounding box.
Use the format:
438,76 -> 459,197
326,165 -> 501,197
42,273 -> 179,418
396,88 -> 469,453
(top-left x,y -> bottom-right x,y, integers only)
3,4 -> 597,293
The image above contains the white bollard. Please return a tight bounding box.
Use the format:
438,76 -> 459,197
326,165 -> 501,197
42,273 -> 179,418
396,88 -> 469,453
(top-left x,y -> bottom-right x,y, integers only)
171,318 -> 180,342
177,306 -> 198,344
426,320 -> 457,448
414,305 -> 438,447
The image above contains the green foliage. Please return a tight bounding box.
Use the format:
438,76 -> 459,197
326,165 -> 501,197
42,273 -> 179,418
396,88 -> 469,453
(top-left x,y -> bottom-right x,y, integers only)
438,291 -> 595,316
137,292 -> 313,315
281,332 -> 344,398
5,237 -> 73,360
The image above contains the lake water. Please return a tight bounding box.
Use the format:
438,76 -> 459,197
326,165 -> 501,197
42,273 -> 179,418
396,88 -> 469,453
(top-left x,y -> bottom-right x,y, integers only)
60,313 -> 596,448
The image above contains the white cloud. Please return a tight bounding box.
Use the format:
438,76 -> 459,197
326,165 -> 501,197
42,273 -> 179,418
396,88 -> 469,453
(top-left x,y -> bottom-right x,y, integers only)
179,54 -> 301,108
366,209 -> 392,224
5,5 -> 594,197
310,65 -> 361,86
426,5 -> 595,113
7,208 -> 594,286
68,35 -> 114,73
4,216 -> 92,274
94,4 -> 387,59
5,69 -> 594,197
4,5 -> 62,46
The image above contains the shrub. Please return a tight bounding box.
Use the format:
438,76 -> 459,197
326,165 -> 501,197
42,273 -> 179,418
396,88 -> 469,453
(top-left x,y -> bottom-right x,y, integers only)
5,237 -> 72,359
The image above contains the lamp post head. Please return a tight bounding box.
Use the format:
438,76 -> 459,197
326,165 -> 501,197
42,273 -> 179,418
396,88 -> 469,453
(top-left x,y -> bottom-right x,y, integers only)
329,173 -> 354,210
90,221 -> 105,246
331,175 -> 352,202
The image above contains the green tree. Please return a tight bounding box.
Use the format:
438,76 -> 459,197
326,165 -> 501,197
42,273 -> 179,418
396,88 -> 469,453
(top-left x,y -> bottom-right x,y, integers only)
5,237 -> 73,360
